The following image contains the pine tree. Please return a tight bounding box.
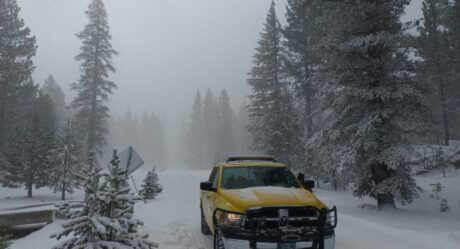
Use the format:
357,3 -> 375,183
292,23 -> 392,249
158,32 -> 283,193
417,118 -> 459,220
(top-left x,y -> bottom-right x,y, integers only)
139,112 -> 167,170
0,0 -> 37,151
247,1 -> 304,168
445,0 -> 460,138
417,0 -> 451,145
202,89 -> 219,163
49,121 -> 83,200
42,75 -> 67,129
72,0 -> 118,158
312,0 -> 426,208
4,91 -> 56,197
99,150 -> 158,248
216,89 -> 236,161
52,151 -> 158,249
51,156 -> 107,248
120,109 -> 141,151
186,90 -> 204,167
283,0 -> 329,173
139,167 -> 163,201
235,101 -> 253,155
150,114 -> 167,169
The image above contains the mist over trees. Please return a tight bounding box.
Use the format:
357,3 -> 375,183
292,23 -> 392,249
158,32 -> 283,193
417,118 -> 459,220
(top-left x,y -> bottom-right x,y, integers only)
183,89 -> 250,168
42,75 -> 67,130
106,110 -> 167,170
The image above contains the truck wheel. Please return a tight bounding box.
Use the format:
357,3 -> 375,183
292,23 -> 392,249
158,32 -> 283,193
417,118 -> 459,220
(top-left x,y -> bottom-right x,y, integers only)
213,227 -> 225,249
201,206 -> 211,235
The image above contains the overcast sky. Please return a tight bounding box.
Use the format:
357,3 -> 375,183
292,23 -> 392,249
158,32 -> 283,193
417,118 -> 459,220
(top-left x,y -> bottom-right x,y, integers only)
17,0 -> 423,121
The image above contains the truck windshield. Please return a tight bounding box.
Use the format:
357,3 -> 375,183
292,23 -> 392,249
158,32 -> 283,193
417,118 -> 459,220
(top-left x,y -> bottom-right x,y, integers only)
222,167 -> 300,189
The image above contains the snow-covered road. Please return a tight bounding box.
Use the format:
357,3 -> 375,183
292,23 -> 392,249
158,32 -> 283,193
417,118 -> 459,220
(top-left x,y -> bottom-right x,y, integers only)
135,170 -> 459,249
10,169 -> 460,249
134,170 -> 213,249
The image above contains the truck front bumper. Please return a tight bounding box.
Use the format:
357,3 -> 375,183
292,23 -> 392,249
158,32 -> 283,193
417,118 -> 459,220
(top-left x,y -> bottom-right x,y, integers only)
222,235 -> 335,249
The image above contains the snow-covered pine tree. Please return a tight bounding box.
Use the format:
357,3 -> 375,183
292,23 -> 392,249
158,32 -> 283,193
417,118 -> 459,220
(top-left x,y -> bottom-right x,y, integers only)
283,0 -> 331,174
99,150 -> 158,248
311,0 -> 427,208
0,0 -> 37,151
247,1 -> 304,169
49,121 -> 83,200
72,0 -> 118,158
51,155 -> 109,249
186,90 -> 204,168
42,75 -> 67,130
139,167 -> 163,201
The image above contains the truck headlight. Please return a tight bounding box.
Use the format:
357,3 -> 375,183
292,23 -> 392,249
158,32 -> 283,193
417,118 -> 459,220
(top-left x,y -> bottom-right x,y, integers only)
219,211 -> 246,229
326,206 -> 337,228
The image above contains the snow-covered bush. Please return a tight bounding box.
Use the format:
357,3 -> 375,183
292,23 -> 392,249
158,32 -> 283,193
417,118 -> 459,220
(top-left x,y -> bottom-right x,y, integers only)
52,150 -> 158,249
429,182 -> 444,200
0,226 -> 11,249
139,167 -> 163,201
51,157 -> 107,249
98,150 -> 158,248
440,198 -> 450,212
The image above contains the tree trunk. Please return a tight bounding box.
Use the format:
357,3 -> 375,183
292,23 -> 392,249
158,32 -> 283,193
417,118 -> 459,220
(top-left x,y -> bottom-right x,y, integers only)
61,181 -> 66,200
438,75 -> 450,147
371,162 -> 396,209
27,180 -> 33,198
376,193 -> 396,209
87,20 -> 101,157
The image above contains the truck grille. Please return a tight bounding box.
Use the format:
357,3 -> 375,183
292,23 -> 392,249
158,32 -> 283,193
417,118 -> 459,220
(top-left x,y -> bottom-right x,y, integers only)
246,206 -> 320,229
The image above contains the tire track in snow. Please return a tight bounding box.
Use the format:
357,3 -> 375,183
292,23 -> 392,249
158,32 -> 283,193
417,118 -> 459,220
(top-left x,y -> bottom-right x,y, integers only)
178,171 -> 213,249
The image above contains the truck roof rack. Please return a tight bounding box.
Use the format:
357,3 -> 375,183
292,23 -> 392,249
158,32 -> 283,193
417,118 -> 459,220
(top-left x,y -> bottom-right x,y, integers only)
226,156 -> 276,163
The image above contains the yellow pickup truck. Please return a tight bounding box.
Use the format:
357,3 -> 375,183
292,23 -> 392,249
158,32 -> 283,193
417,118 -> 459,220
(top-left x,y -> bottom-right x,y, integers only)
200,156 -> 337,249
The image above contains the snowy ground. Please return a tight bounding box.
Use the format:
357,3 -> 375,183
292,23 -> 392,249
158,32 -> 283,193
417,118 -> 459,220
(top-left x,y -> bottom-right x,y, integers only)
3,168 -> 460,249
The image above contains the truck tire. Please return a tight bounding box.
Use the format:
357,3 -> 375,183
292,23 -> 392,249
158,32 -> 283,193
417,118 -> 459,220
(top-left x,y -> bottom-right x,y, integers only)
201,205 -> 211,235
213,227 -> 225,249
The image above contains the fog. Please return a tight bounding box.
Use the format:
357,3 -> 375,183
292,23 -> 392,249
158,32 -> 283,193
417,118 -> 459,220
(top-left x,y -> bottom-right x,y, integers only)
15,0 -> 423,167
19,0 -> 422,115
18,0 -> 290,117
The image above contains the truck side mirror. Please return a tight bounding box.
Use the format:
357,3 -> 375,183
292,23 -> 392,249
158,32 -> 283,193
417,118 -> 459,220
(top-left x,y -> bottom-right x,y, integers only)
304,180 -> 315,190
200,181 -> 216,192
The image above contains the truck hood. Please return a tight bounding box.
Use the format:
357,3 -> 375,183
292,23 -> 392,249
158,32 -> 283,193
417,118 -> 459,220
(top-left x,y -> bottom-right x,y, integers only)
219,187 -> 327,212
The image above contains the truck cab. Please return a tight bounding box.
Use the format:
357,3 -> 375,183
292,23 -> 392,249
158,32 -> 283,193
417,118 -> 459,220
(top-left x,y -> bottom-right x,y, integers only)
200,156 -> 337,249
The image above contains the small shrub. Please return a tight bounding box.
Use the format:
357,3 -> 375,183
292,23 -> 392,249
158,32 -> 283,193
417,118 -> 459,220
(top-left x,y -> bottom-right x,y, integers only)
429,182 -> 444,200
440,198 -> 450,212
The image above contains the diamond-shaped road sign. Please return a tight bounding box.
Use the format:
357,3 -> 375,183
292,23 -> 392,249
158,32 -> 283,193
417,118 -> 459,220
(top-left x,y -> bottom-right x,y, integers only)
119,146 -> 144,175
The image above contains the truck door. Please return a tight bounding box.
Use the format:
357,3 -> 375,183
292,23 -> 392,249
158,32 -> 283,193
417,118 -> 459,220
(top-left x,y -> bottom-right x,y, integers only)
203,167 -> 219,228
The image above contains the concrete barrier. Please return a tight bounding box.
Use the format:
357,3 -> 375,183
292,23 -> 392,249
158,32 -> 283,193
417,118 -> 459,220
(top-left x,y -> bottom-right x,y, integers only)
0,209 -> 55,227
